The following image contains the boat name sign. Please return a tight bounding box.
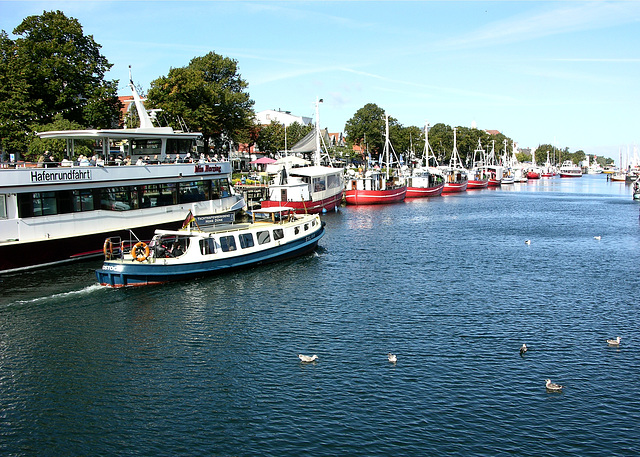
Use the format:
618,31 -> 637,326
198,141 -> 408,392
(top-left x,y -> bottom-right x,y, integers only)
195,164 -> 222,173
30,169 -> 92,183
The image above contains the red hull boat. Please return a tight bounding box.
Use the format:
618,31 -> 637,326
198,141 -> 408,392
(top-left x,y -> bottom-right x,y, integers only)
345,186 -> 407,205
405,183 -> 444,198
467,179 -> 488,190
442,181 -> 468,193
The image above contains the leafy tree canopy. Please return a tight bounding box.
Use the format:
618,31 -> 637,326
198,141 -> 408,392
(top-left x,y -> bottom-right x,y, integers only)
344,103 -> 392,157
146,51 -> 255,154
0,11 -> 121,160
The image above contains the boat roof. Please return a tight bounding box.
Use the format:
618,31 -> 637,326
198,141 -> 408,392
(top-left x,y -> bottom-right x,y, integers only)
36,127 -> 202,141
287,166 -> 343,177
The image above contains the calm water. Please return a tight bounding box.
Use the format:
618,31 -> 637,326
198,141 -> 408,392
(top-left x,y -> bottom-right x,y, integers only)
1,175 -> 639,456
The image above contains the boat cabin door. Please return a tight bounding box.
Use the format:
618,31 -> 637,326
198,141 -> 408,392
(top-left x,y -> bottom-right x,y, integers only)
280,189 -> 287,201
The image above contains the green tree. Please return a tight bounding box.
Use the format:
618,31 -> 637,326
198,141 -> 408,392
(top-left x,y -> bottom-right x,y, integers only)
344,103 -> 387,158
0,11 -> 121,160
147,51 -> 255,155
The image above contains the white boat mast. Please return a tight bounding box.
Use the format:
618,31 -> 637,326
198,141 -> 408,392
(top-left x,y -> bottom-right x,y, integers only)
423,121 -> 439,168
128,66 -> 155,130
384,112 -> 390,180
314,97 -> 322,166
450,127 -> 464,169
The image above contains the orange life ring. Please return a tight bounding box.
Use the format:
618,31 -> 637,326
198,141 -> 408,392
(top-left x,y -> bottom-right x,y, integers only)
103,238 -> 114,259
132,241 -> 149,262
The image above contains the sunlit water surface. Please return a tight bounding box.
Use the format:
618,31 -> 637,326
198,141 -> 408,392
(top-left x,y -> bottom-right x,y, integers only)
1,176 -> 639,456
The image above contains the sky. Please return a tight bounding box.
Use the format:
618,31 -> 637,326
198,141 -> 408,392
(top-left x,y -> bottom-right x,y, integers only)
2,1 -> 640,160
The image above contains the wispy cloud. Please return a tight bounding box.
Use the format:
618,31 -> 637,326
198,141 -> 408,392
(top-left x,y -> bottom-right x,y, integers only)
440,2 -> 640,51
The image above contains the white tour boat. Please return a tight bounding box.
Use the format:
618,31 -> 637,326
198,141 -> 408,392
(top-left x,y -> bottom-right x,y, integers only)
96,208 -> 325,287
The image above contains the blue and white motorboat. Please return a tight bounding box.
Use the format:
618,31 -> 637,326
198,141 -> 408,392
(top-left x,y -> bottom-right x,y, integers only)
95,208 -> 325,287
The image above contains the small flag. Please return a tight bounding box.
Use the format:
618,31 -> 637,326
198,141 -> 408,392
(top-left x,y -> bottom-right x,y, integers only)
182,210 -> 195,229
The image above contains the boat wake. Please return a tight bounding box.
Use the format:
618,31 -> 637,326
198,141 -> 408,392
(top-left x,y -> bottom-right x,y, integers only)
8,284 -> 104,307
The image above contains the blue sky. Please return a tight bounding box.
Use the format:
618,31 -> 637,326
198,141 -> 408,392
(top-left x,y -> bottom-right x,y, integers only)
2,1 -> 639,160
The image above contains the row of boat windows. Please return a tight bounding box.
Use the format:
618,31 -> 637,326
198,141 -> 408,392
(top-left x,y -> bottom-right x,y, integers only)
16,178 -> 231,218
155,220 -> 317,257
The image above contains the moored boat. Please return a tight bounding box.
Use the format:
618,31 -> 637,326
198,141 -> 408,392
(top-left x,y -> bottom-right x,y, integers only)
467,139 -> 488,190
0,72 -> 244,274
96,208 -> 325,287
260,98 -> 344,213
441,127 -> 468,193
405,121 -> 445,198
559,160 -> 583,178
485,141 -> 502,187
345,113 -> 407,205
610,171 -> 626,182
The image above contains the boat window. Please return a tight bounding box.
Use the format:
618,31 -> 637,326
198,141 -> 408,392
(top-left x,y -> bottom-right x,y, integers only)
166,138 -> 195,156
304,223 -> 309,231
327,173 -> 342,190
239,233 -> 254,249
273,228 -> 284,241
0,195 -> 6,219
212,178 -> 231,198
219,235 -> 237,252
99,187 -> 132,211
178,181 -> 207,203
73,189 -> 95,211
256,231 -> 271,245
200,238 -> 216,255
28,192 -> 57,216
131,139 -> 162,157
313,177 -> 326,192
294,227 -> 300,235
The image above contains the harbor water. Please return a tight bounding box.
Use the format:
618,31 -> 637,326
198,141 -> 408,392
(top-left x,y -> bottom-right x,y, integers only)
1,175 -> 639,456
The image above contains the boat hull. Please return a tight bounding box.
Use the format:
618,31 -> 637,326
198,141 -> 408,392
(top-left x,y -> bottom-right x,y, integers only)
527,171 -> 541,179
405,184 -> 444,198
96,223 -> 325,287
442,181 -> 468,193
467,180 -> 488,189
260,190 -> 344,213
345,186 -> 407,205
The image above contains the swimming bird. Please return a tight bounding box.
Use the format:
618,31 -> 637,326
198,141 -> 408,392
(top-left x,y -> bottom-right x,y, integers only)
606,336 -> 621,346
388,353 -> 397,363
525,240 -> 531,245
594,236 -> 602,240
545,379 -> 564,391
519,343 -> 528,355
298,354 -> 318,363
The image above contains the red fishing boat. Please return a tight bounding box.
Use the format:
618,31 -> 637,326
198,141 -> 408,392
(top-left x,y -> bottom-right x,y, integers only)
345,113 -> 406,205
467,139 -> 488,190
527,168 -> 541,179
441,127 -> 468,193
405,121 -> 445,198
405,170 -> 444,197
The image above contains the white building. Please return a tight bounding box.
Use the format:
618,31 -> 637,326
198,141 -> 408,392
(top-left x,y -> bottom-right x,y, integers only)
255,109 -> 312,127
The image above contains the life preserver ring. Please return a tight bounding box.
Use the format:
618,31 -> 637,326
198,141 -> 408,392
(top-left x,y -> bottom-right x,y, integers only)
132,241 -> 149,262
103,239 -> 114,259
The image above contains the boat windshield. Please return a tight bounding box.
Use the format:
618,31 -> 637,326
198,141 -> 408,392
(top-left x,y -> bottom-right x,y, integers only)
151,235 -> 191,258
